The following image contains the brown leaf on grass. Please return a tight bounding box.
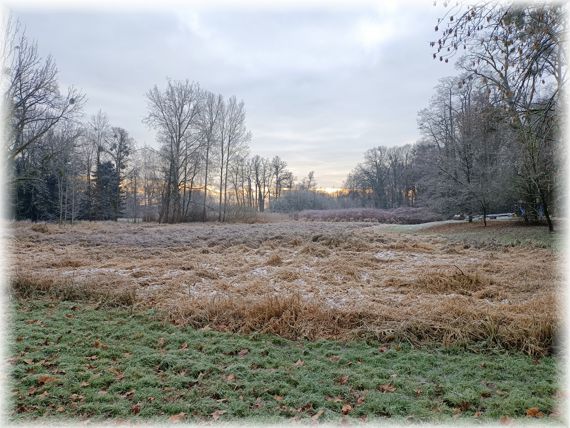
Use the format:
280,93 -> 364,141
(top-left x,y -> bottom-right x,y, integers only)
37,375 -> 59,386
274,395 -> 284,401
238,348 -> 249,357
378,345 -> 389,353
378,383 -> 396,393
93,339 -> 108,349
108,367 -> 125,380
27,387 -> 37,396
157,337 -> 166,348
122,389 -> 136,399
312,409 -> 324,421
526,407 -> 544,418
23,359 -> 34,365
169,412 -> 186,423
415,388 -> 423,396
328,355 -> 341,362
64,313 -> 75,319
338,375 -> 349,385
147,396 -> 156,402
211,409 -> 226,421
356,395 -> 366,405
56,406 -> 65,413
16,336 -> 24,342
341,404 -> 352,415
80,381 -> 90,387
86,355 -> 98,361
325,396 -> 343,403
225,373 -> 236,382
474,411 -> 482,417
252,397 -> 264,409
98,390 -> 108,396
131,403 -> 141,415
38,391 -> 49,399
70,394 -> 84,402
294,359 -> 304,367
499,416 -> 512,425
179,342 -> 188,350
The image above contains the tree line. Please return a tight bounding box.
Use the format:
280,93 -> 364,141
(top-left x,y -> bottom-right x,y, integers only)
3,19 -> 316,223
344,2 -> 564,230
4,2 -> 564,227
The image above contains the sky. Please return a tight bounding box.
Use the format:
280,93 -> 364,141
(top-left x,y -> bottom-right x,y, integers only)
9,0 -> 458,189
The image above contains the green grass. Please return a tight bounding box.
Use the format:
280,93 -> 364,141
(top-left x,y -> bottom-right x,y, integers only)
385,221 -> 560,249
9,298 -> 561,423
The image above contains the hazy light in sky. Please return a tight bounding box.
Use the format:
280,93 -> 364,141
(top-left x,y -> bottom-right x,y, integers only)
9,1 -> 456,188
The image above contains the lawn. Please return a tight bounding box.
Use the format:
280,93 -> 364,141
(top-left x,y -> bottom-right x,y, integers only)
8,298 -> 561,423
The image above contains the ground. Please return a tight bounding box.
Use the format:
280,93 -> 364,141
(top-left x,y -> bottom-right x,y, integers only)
6,218 -> 564,422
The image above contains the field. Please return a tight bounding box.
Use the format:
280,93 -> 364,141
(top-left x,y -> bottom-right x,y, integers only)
7,218 -> 564,422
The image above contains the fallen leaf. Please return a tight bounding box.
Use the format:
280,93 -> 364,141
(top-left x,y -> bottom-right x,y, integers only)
326,396 -> 343,403
122,389 -> 136,399
16,336 -> 23,342
64,313 -> 75,319
157,337 -> 166,348
38,391 -> 49,399
80,381 -> 90,387
98,390 -> 108,396
27,386 -> 37,396
56,406 -> 65,413
179,342 -> 188,350
148,396 -> 156,402
415,388 -> 423,396
131,403 -> 141,415
341,404 -> 352,415
211,409 -> 226,421
338,375 -> 349,385
312,409 -> 324,421
328,355 -> 341,362
23,359 -> 34,365
252,397 -> 264,409
499,415 -> 512,425
274,395 -> 284,401
356,395 -> 366,405
70,394 -> 84,402
169,412 -> 186,423
378,346 -> 389,353
474,411 -> 482,417
294,359 -> 304,367
37,375 -> 59,386
238,348 -> 249,357
86,355 -> 98,361
526,407 -> 544,418
225,373 -> 236,382
378,383 -> 396,393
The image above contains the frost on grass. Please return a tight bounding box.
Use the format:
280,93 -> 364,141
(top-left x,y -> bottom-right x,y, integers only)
10,220 -> 560,354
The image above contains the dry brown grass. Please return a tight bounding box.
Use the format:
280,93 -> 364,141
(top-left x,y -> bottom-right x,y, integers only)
9,220 -> 560,355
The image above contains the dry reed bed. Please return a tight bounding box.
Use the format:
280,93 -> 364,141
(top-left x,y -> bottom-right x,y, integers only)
9,221 -> 560,355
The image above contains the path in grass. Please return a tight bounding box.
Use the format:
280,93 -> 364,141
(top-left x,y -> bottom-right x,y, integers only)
8,298 -> 561,423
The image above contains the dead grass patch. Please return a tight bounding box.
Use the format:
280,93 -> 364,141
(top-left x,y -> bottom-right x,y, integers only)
8,220 -> 560,355
11,274 -> 136,308
30,223 -> 50,234
266,254 -> 283,266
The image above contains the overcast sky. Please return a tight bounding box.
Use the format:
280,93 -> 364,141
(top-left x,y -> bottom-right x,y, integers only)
11,1 -> 457,188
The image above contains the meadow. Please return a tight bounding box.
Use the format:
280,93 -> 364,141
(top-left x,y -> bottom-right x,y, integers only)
7,218 -> 563,422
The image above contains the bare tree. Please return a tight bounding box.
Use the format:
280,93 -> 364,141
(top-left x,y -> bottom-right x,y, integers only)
144,79 -> 202,223
4,19 -> 84,163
